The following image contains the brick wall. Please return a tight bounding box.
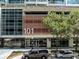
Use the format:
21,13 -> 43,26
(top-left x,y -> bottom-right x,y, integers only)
23,13 -> 51,35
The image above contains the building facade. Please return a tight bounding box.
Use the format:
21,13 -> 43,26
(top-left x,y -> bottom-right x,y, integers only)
0,0 -> 78,49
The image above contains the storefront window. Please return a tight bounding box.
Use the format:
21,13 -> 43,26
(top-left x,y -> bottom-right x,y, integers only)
0,38 -> 47,48
51,38 -> 68,47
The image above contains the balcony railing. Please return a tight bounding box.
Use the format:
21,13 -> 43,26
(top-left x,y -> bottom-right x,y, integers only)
25,0 -> 67,6
25,0 -> 48,5
1,0 -> 79,6
49,0 -> 65,4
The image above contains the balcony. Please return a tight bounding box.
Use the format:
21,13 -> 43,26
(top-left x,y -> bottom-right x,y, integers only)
8,0 -> 24,3
37,0 -> 48,4
48,0 -> 65,6
25,0 -> 48,5
1,0 -> 79,6
25,0 -> 36,4
25,0 -> 79,6
25,0 -> 66,6
49,0 -> 65,4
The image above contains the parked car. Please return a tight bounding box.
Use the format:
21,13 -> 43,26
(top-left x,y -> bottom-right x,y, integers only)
21,49 -> 49,59
55,49 -> 77,58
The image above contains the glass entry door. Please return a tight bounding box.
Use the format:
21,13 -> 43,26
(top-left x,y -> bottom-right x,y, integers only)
29,39 -> 47,47
30,40 -> 39,47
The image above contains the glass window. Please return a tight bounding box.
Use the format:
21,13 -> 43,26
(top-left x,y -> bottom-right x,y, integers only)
51,38 -> 68,47
8,0 -> 24,3
30,51 -> 38,54
1,9 -> 22,35
64,52 -> 72,54
39,50 -> 48,53
37,0 -> 46,2
0,0 -> 5,3
48,0 -> 65,4
29,0 -> 36,2
67,0 -> 79,4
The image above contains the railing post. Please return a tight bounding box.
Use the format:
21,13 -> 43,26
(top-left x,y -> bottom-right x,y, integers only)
47,0 -> 48,6
66,0 -> 67,6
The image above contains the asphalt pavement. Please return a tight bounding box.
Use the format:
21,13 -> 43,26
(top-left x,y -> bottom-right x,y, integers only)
0,49 -> 79,59
12,55 -> 78,59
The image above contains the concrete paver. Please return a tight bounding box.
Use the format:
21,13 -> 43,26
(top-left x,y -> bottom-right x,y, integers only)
0,49 -> 13,59
12,55 -> 22,59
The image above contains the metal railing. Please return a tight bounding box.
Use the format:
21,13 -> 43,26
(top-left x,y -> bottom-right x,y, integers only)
1,0 -> 79,6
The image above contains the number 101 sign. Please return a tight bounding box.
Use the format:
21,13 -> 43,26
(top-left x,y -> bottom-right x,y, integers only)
24,28 -> 34,34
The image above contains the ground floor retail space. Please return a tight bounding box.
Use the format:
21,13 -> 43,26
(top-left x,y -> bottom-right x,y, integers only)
0,38 -> 77,48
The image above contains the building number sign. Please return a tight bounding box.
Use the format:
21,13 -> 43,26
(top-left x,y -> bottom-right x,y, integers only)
24,28 -> 34,34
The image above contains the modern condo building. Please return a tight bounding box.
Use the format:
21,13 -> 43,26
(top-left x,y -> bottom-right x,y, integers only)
0,0 -> 78,49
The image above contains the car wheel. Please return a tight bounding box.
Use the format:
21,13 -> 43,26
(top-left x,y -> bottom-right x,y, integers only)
26,56 -> 29,59
71,56 -> 74,58
59,56 -> 63,58
55,54 -> 57,58
21,56 -> 26,59
41,56 -> 47,59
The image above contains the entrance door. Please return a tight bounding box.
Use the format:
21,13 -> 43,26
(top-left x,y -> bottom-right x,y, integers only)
24,39 -> 47,48
30,39 -> 47,47
30,40 -> 39,47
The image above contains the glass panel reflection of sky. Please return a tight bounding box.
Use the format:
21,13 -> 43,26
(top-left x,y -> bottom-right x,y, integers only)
67,0 -> 79,4
8,0 -> 24,3
0,0 -> 5,2
49,0 -> 64,4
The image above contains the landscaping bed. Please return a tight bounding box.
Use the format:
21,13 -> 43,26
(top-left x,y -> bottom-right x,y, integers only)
7,51 -> 23,59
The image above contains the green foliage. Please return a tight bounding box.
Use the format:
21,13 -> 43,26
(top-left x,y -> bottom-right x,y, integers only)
70,10 -> 79,34
43,10 -> 79,38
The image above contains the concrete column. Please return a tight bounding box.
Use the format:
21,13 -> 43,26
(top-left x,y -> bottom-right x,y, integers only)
1,39 -> 4,47
47,38 -> 51,48
27,39 -> 30,47
25,39 -> 27,48
69,38 -> 73,47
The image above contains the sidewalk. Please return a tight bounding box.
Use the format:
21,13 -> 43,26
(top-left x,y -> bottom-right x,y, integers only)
0,49 -> 13,59
0,49 -> 30,59
0,49 -> 31,59
12,55 -> 22,59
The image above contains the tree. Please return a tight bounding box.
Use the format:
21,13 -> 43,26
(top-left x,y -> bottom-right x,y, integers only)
43,11 -> 79,51
70,10 -> 79,52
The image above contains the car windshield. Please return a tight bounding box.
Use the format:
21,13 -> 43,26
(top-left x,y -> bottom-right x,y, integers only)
59,50 -> 65,54
64,52 -> 72,54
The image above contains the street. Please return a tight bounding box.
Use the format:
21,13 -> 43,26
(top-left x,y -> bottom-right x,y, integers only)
0,49 -> 79,59
12,55 -> 78,59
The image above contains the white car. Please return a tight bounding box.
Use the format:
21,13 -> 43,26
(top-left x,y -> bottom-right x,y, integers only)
55,50 -> 77,58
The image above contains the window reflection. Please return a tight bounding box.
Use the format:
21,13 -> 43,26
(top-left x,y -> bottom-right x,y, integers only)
48,0 -> 65,4
67,0 -> 79,4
